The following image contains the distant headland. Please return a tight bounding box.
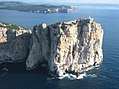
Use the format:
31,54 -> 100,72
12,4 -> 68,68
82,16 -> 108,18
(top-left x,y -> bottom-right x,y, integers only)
0,1 -> 73,13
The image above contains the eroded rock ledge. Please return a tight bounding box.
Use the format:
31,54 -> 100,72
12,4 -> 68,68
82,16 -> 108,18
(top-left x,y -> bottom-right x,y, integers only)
26,18 -> 103,77
0,23 -> 31,63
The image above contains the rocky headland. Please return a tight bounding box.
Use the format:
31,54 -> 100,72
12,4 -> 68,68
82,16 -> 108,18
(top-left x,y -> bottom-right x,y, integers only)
0,18 -> 103,78
0,1 -> 73,13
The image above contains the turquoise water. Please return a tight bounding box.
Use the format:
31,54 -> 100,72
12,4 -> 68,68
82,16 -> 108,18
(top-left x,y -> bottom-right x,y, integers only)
0,7 -> 119,89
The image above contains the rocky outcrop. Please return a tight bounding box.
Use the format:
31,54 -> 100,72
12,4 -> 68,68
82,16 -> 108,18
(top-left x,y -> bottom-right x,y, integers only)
26,18 -> 104,77
0,23 -> 31,63
0,18 -> 103,77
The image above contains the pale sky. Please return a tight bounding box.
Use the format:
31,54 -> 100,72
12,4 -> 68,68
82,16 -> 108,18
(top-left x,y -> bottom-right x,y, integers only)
0,0 -> 119,4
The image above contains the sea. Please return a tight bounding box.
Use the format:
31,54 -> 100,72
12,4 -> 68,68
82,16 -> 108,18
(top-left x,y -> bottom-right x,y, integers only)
0,4 -> 119,89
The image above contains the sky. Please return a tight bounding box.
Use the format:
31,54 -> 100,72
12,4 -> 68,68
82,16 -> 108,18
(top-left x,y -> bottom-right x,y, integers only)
0,0 -> 119,4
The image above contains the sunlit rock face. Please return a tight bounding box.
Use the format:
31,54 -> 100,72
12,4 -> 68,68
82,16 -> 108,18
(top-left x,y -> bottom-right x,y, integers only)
0,23 -> 31,63
26,18 -> 104,77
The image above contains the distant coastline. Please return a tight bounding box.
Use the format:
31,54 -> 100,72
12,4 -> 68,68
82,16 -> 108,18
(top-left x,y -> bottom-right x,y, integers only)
0,1 -> 74,13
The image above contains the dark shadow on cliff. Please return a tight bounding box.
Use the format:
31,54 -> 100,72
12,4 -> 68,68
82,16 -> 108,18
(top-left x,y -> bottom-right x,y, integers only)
0,32 -> 31,62
0,32 -> 48,76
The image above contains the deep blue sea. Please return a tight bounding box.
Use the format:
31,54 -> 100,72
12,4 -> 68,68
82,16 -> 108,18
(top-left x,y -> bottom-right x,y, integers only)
0,6 -> 119,89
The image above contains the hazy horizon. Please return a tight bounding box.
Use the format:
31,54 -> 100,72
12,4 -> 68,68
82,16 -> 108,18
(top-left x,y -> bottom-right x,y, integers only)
0,0 -> 119,4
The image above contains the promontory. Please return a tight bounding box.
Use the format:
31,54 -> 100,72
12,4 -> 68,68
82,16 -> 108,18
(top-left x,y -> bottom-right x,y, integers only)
0,18 -> 103,77
0,1 -> 73,13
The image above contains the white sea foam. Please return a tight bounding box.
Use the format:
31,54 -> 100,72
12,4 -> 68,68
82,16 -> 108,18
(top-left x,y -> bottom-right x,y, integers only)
87,74 -> 97,78
58,72 -> 97,80
58,72 -> 87,80
47,72 -> 97,81
77,72 -> 87,79
48,66 -> 99,80
2,67 -> 8,72
0,67 -> 8,77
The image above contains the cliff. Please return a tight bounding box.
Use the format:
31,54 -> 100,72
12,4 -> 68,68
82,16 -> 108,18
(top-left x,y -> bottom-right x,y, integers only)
0,18 -> 103,77
0,23 -> 31,63
26,18 -> 103,77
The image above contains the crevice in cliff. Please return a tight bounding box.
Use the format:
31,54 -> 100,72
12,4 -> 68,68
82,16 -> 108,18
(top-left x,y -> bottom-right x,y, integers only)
47,26 -> 51,56
24,18 -> 103,77
33,27 -> 40,44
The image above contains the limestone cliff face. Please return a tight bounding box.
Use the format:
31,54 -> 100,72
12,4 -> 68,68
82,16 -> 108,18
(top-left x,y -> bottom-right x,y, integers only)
0,23 -> 31,63
26,18 -> 103,76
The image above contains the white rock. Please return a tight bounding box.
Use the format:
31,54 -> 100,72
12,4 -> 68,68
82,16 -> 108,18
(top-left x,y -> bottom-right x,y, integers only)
26,18 -> 104,77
